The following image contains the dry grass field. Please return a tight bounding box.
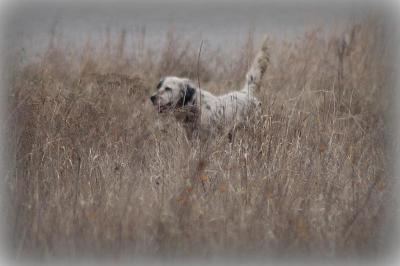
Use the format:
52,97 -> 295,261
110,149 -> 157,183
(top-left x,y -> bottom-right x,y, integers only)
4,15 -> 396,261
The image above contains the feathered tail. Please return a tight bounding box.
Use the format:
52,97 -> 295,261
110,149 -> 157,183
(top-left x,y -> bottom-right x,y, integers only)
241,37 -> 270,94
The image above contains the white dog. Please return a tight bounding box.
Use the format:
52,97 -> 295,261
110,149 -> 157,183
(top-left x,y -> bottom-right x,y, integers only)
150,38 -> 270,138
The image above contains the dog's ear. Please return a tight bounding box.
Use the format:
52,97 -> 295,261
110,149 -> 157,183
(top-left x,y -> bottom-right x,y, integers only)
156,78 -> 165,90
181,82 -> 196,106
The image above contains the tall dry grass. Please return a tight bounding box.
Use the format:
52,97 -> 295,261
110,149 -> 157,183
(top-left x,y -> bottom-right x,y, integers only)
4,16 -> 396,260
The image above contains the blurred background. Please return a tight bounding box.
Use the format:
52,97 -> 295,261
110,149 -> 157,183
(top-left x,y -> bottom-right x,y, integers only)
3,0 -> 377,62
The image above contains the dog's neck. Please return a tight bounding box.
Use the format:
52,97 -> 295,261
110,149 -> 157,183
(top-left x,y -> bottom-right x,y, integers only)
174,85 -> 199,124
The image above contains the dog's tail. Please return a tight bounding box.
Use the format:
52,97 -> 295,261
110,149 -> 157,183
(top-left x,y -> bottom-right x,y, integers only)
241,36 -> 270,95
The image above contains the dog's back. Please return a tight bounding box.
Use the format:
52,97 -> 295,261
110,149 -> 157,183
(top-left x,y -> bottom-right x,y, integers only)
197,38 -> 270,130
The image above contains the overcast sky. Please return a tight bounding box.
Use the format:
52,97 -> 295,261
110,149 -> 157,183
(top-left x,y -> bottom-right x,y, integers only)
1,0 -> 394,60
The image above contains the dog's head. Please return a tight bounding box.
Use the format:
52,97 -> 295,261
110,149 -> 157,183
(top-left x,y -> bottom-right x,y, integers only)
150,76 -> 196,113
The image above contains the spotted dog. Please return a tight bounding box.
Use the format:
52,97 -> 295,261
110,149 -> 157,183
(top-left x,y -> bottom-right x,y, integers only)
150,38 -> 270,138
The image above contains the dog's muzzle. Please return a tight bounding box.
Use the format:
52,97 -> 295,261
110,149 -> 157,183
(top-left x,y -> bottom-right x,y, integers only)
150,95 -> 172,113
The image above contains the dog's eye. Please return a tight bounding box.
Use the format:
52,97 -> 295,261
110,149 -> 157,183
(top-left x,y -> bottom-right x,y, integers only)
165,87 -> 172,91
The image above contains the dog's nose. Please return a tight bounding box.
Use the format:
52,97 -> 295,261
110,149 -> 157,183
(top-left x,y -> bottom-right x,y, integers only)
150,95 -> 156,104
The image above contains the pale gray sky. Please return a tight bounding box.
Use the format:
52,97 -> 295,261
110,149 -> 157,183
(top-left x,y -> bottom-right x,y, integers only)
1,0 -> 393,60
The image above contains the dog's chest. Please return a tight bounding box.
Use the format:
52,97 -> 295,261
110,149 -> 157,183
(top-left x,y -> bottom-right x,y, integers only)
174,105 -> 199,124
